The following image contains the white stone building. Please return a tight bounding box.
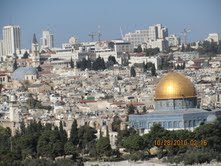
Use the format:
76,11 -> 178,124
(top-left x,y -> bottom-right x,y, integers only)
173,51 -> 199,61
166,34 -> 181,47
206,33 -> 219,43
2,25 -> 21,56
129,55 -> 161,69
123,24 -> 168,49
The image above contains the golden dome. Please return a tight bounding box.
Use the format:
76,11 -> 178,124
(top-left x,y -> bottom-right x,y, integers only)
155,71 -> 196,100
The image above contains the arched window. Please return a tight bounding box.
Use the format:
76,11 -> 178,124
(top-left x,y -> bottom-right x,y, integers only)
168,121 -> 172,128
173,121 -> 178,128
193,120 -> 196,126
189,120 -> 192,127
163,121 -> 167,128
148,122 -> 152,129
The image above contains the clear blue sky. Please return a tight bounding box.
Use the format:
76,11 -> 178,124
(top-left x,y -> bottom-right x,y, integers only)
0,0 -> 221,48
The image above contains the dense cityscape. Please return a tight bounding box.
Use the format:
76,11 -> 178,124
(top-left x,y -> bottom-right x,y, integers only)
1,1 -> 221,166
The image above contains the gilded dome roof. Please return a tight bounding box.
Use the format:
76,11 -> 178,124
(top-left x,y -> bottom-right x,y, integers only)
155,71 -> 196,100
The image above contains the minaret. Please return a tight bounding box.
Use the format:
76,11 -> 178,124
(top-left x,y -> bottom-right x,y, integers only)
9,94 -> 19,122
31,33 -> 40,67
9,94 -> 20,136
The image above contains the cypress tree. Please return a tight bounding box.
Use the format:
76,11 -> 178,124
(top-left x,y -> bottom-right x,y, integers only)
70,119 -> 79,145
151,64 -> 156,76
13,59 -> 18,71
59,121 -> 68,144
130,66 -> 136,77
70,57 -> 74,68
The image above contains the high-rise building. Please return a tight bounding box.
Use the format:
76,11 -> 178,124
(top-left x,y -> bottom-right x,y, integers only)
2,25 -> 21,56
0,40 -> 4,61
123,24 -> 168,51
41,30 -> 54,49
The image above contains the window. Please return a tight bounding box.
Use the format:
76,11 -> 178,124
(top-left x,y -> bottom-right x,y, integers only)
189,120 -> 192,127
163,121 -> 166,127
193,120 -> 196,126
173,121 -> 178,128
148,122 -> 152,129
168,121 -> 172,128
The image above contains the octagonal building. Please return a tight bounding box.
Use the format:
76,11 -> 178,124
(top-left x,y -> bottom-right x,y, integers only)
129,71 -> 221,132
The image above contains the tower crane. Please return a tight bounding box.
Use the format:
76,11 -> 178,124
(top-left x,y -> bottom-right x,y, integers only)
97,25 -> 102,42
89,26 -> 102,42
88,32 -> 97,42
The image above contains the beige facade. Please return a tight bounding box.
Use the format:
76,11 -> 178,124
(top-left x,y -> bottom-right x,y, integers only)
28,83 -> 51,94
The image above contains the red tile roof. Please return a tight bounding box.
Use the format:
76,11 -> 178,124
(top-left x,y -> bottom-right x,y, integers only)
80,100 -> 97,103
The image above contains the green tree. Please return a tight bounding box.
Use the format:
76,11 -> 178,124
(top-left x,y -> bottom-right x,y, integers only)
128,105 -> 135,114
96,137 -> 112,158
142,106 -> 147,113
59,121 -> 68,145
123,134 -> 144,153
0,126 -> 11,152
142,123 -> 169,150
70,57 -> 74,68
78,125 -> 97,150
112,115 -> 122,132
182,62 -> 185,69
143,62 -> 147,73
116,128 -> 137,148
13,59 -> 18,71
69,119 -> 79,145
20,120 -> 26,135
108,55 -> 117,64
101,58 -> 106,70
130,66 -> 136,77
64,141 -> 78,159
194,122 -> 221,152
137,45 -> 142,53
37,130 -> 64,159
22,51 -> 30,59
145,48 -> 160,56
151,64 -> 156,76
180,44 -> 185,52
37,65 -> 42,72
92,56 -> 106,71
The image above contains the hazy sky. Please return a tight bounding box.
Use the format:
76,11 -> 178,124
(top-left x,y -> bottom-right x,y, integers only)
0,0 -> 221,48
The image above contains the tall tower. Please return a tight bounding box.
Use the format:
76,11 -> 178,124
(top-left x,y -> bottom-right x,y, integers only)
0,40 -> 4,61
41,30 -> 54,49
3,25 -> 21,56
32,34 -> 40,67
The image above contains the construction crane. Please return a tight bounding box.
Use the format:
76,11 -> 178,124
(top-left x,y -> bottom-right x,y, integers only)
88,32 -> 97,42
181,28 -> 191,45
97,32 -> 102,42
89,26 -> 102,42
97,25 -> 102,42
